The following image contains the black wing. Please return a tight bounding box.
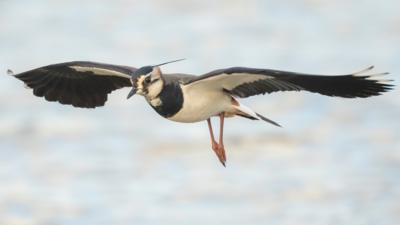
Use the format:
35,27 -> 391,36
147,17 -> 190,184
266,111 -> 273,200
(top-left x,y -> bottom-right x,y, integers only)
185,66 -> 393,98
10,61 -> 136,108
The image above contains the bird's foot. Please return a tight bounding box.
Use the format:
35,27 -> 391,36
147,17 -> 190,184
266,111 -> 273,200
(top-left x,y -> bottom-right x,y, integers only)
212,142 -> 227,167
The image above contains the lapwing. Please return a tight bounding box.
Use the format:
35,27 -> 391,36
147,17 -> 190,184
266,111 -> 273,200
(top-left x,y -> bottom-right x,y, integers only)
8,60 -> 393,166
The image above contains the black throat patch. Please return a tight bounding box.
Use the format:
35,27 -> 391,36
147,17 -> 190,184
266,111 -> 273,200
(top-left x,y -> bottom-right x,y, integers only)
150,82 -> 184,118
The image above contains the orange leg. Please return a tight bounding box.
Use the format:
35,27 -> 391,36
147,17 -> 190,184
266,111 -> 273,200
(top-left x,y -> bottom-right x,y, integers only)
218,113 -> 227,165
207,118 -> 218,150
206,114 -> 227,167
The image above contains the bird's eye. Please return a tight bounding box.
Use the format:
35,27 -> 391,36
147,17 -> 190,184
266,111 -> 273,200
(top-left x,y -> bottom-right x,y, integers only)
144,76 -> 151,84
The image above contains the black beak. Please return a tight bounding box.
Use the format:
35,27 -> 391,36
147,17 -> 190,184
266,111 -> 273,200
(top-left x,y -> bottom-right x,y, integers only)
127,88 -> 136,99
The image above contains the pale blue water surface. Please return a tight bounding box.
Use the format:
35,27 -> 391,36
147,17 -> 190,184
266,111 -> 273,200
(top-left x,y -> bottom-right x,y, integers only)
0,0 -> 399,225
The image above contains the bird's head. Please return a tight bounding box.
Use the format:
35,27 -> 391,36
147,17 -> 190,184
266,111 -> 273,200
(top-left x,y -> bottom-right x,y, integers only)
127,59 -> 184,100
129,66 -> 164,99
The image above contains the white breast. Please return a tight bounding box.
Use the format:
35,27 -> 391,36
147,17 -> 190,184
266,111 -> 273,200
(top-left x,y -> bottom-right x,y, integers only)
168,84 -> 233,123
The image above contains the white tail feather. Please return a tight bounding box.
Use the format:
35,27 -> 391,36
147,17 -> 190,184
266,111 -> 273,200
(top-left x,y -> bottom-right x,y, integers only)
233,101 -> 260,119
232,97 -> 281,127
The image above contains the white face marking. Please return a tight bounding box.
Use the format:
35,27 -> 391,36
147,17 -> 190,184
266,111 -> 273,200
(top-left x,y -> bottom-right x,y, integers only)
135,71 -> 164,100
135,75 -> 146,95
70,66 -> 130,78
146,77 -> 163,100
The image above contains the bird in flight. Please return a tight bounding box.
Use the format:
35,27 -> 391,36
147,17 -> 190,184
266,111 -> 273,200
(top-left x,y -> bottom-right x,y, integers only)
8,60 -> 393,166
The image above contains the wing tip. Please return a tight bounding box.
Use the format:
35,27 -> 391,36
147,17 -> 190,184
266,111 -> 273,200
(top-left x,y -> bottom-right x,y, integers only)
355,79 -> 394,98
351,66 -> 394,91
352,65 -> 374,75
6,69 -> 14,76
352,66 -> 391,78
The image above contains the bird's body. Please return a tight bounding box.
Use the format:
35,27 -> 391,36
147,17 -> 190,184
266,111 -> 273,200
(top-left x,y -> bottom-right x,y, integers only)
9,60 -> 394,166
163,78 -> 233,123
138,70 -> 278,124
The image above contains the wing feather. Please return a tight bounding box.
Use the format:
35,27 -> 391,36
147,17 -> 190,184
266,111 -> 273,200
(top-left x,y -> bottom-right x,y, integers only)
11,61 -> 136,108
185,66 -> 393,98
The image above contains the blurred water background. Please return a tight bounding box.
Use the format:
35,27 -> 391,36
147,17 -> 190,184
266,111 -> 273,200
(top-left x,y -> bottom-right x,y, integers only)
0,0 -> 399,224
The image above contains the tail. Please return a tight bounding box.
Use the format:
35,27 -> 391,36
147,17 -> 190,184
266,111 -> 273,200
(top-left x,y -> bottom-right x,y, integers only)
255,112 -> 281,127
232,97 -> 281,127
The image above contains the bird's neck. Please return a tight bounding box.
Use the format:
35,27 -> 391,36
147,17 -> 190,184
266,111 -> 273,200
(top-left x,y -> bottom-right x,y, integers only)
148,82 -> 183,118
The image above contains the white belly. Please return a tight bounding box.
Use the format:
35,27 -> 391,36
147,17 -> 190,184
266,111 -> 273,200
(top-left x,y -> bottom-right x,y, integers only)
168,85 -> 233,123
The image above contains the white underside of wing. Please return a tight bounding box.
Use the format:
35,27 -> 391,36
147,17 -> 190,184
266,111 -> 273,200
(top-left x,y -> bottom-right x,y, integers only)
187,73 -> 271,91
167,73 -> 273,123
167,84 -> 268,123
69,66 -> 131,78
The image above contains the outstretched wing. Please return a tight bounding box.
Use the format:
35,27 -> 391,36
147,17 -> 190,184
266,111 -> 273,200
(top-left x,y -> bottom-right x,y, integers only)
10,61 -> 136,108
184,66 -> 393,98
